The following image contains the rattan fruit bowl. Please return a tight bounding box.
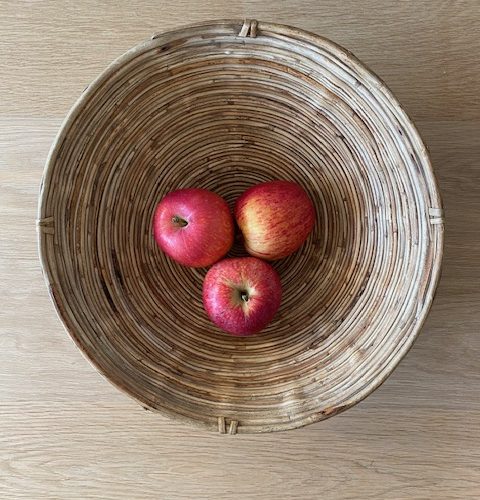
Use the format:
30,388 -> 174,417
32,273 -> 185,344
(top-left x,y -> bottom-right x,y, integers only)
38,20 -> 443,434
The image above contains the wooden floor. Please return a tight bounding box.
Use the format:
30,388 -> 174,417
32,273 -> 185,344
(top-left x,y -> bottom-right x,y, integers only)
1,2 -> 479,498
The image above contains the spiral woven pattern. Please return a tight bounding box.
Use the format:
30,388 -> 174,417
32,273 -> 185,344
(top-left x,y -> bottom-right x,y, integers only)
38,20 -> 443,433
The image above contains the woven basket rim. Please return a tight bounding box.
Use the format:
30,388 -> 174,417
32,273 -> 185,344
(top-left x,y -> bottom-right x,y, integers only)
38,19 -> 444,433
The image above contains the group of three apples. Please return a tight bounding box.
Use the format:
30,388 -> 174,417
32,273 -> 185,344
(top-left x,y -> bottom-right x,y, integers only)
153,180 -> 315,336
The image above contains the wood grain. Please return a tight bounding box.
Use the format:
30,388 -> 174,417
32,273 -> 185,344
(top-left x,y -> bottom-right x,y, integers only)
1,1 -> 479,498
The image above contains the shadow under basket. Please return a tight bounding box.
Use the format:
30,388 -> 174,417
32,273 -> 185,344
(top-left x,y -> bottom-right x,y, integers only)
38,20 -> 444,434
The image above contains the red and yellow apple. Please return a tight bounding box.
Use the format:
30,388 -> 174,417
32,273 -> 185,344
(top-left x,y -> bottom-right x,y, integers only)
203,257 -> 282,336
234,180 -> 315,260
153,188 -> 234,267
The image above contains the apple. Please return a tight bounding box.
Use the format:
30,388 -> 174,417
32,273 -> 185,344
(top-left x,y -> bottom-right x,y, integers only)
203,257 -> 282,336
153,188 -> 234,267
234,180 -> 315,260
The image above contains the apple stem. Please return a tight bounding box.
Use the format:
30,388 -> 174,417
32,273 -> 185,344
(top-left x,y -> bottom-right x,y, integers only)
240,291 -> 249,302
172,215 -> 188,227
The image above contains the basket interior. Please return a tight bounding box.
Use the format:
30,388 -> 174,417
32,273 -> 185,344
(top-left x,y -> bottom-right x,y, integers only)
39,21 -> 442,433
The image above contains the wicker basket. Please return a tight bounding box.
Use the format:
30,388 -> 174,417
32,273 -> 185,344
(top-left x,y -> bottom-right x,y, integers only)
38,20 -> 443,434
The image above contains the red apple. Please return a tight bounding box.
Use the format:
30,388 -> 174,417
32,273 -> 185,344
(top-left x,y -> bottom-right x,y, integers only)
153,188 -> 234,267
234,180 -> 315,260
203,257 -> 282,336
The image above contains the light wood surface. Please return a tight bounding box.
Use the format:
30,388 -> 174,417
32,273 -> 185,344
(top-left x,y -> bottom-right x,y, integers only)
1,1 -> 479,498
